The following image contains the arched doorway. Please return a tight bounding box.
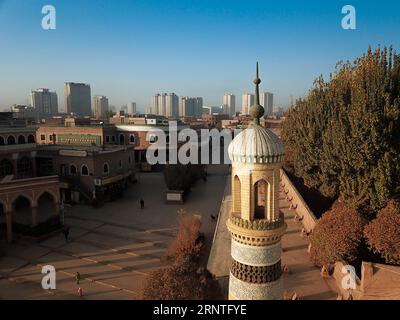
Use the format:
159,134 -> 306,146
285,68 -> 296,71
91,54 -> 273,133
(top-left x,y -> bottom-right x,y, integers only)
7,136 -> 16,145
37,192 -> 55,224
254,180 -> 267,219
12,195 -> 32,225
119,134 -> 125,145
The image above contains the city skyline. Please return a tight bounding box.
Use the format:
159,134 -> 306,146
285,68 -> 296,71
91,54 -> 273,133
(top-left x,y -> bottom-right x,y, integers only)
1,0 -> 399,112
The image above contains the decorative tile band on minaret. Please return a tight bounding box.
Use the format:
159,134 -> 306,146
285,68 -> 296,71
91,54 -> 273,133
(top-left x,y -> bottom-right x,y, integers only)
227,63 -> 286,300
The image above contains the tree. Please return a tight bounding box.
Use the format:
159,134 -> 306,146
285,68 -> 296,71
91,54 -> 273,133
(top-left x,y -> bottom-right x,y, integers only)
141,213 -> 222,300
164,164 -> 192,191
364,200 -> 400,265
282,46 -> 400,216
310,203 -> 365,267
164,164 -> 206,191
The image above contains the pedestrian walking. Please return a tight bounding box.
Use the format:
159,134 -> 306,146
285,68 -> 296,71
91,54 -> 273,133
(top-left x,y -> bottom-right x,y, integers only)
75,272 -> 81,285
140,199 -> 144,209
63,228 -> 70,242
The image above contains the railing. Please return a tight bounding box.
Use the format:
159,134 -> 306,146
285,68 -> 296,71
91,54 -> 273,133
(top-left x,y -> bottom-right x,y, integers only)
0,143 -> 37,151
229,212 -> 285,231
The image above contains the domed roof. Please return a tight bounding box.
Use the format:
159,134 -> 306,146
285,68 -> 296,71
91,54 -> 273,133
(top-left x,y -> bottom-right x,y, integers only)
228,62 -> 285,164
228,125 -> 285,164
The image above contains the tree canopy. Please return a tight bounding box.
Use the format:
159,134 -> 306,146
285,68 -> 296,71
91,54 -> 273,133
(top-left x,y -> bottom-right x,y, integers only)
282,46 -> 400,216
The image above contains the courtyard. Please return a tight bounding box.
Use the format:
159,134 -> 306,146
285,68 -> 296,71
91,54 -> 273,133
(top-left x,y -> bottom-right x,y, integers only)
0,165 -> 229,299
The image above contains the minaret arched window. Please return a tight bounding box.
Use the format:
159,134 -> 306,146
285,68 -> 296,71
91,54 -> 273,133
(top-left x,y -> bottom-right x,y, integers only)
254,179 -> 267,219
233,175 -> 241,215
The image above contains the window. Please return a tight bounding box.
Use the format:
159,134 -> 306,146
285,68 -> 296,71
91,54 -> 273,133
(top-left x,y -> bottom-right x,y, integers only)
70,165 -> 77,175
119,134 -> 125,145
7,136 -> 16,145
149,135 -> 158,144
81,165 -> 89,176
40,134 -> 45,141
105,135 -> 110,143
103,163 -> 109,175
49,135 -> 53,141
17,157 -> 32,176
18,135 -> 26,144
129,134 -> 135,144
28,135 -> 35,143
0,159 -> 13,176
112,135 -> 115,142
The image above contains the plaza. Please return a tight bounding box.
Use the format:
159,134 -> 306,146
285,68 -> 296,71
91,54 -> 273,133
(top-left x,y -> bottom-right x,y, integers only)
0,165 -> 228,299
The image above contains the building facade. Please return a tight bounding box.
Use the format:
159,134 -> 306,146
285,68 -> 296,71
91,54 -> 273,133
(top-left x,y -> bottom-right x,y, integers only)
93,95 -> 109,119
152,93 -> 179,118
31,88 -> 58,115
227,64 -> 286,300
223,94 -> 236,117
260,92 -> 273,116
127,102 -> 137,115
64,82 -> 92,116
0,113 -> 60,243
179,97 -> 203,117
241,93 -> 254,115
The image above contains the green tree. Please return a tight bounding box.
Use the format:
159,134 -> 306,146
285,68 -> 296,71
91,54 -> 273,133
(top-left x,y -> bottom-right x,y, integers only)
282,46 -> 400,216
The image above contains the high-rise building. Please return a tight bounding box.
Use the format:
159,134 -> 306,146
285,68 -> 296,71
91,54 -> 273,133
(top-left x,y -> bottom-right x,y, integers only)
64,82 -> 91,116
260,92 -> 273,116
93,95 -> 109,119
223,94 -> 236,117
31,88 -> 58,115
127,102 -> 137,115
241,93 -> 254,115
152,93 -> 178,117
165,93 -> 179,118
179,97 -> 203,117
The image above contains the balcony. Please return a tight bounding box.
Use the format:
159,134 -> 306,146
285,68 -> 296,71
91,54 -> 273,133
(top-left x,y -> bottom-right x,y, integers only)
230,212 -> 285,231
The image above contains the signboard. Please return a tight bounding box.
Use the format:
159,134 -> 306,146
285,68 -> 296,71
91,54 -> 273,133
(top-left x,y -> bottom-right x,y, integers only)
59,150 -> 88,157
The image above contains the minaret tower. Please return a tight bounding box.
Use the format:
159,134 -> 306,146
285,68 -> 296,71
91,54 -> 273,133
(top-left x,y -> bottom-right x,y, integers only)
227,63 -> 286,300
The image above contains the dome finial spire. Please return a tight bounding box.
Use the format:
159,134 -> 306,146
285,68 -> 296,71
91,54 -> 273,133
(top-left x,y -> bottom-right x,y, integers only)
250,62 -> 264,125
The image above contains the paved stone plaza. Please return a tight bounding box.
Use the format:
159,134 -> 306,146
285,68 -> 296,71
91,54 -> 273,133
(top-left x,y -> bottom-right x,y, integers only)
0,165 -> 228,300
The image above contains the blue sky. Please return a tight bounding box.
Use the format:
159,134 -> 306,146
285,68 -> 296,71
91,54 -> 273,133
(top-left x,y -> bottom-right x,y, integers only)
0,0 -> 399,112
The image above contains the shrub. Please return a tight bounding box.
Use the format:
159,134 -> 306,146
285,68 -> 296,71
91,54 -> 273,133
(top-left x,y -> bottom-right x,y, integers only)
364,200 -> 400,265
310,203 -> 365,266
141,212 -> 222,300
